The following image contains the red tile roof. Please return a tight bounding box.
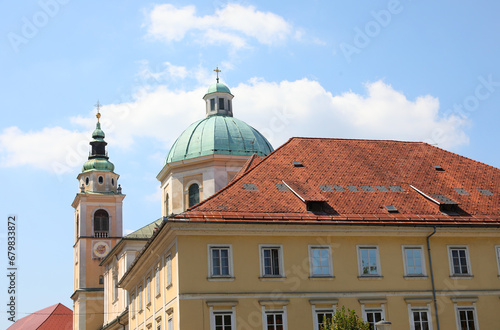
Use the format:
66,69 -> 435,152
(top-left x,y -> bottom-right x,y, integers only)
176,138 -> 500,226
7,303 -> 72,330
231,154 -> 263,182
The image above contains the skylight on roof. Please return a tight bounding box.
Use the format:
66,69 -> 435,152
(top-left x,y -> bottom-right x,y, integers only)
361,185 -> 376,192
433,165 -> 445,171
385,205 -> 398,213
242,183 -> 257,191
347,185 -> 359,192
319,184 -> 333,192
376,185 -> 389,192
292,161 -> 303,167
432,194 -> 458,205
477,188 -> 493,195
332,185 -> 344,192
453,188 -> 469,195
388,185 -> 405,192
276,184 -> 289,191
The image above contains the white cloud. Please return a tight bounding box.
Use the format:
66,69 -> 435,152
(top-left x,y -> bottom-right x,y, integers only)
146,3 -> 293,49
0,77 -> 469,174
234,79 -> 468,148
0,126 -> 90,175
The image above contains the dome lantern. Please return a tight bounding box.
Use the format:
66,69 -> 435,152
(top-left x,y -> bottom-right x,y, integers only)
203,67 -> 234,117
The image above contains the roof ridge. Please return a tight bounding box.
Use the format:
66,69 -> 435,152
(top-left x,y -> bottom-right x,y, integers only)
289,136 -> 429,144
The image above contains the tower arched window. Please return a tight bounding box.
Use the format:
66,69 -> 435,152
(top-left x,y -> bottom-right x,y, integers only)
94,209 -> 109,238
188,184 -> 200,208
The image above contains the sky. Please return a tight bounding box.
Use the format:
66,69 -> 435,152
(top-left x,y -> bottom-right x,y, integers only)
1,0 -> 500,327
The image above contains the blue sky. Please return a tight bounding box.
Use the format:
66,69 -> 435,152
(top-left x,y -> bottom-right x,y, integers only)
1,0 -> 500,326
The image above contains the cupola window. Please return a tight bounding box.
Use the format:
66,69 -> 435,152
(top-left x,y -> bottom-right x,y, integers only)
228,99 -> 232,112
210,98 -> 215,111
188,183 -> 200,208
111,178 -> 114,186
219,97 -> 225,110
93,209 -> 109,238
85,177 -> 89,185
98,176 -> 104,184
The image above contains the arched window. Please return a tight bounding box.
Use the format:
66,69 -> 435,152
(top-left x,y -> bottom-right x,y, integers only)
188,183 -> 200,208
94,209 -> 109,238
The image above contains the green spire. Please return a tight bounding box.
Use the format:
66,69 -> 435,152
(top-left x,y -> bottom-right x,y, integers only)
82,102 -> 115,172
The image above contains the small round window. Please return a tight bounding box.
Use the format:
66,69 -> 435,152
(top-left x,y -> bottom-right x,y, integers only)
85,177 -> 89,185
111,178 -> 115,186
98,176 -> 104,184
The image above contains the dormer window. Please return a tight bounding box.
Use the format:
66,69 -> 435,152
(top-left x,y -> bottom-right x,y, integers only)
210,99 -> 215,111
219,97 -> 225,110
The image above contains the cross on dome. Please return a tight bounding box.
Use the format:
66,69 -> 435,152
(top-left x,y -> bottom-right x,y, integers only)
95,100 -> 102,121
214,66 -> 221,83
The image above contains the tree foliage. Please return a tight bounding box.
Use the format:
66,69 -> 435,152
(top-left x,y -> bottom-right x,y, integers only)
321,306 -> 371,330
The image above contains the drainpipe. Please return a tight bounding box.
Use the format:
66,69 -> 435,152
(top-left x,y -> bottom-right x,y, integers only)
426,226 -> 440,330
118,311 -> 126,330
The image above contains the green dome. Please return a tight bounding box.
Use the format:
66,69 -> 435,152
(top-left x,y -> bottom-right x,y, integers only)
206,83 -> 232,95
166,115 -> 273,163
82,158 -> 115,172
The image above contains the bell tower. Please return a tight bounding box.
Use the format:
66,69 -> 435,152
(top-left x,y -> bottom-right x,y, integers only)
71,103 -> 125,330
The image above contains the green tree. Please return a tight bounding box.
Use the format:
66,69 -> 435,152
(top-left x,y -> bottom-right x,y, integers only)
321,306 -> 371,330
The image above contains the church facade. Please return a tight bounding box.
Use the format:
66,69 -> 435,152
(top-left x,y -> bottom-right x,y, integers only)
72,78 -> 500,330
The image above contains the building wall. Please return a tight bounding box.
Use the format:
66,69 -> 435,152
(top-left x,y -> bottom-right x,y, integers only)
123,222 -> 500,329
127,237 -> 178,330
174,225 -> 500,329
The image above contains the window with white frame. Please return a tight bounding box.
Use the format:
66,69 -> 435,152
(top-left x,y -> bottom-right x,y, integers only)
146,276 -> 151,305
209,245 -> 233,277
168,317 -> 173,330
138,286 -> 143,311
410,308 -> 431,330
265,310 -> 286,330
211,310 -> 234,330
403,246 -> 426,276
166,254 -> 172,287
314,309 -> 334,330
448,246 -> 471,276
363,308 -> 383,330
357,246 -> 381,276
309,246 -> 333,277
260,245 -> 284,277
155,265 -> 161,296
456,306 -> 477,330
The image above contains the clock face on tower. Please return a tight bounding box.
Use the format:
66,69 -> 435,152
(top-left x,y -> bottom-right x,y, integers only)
93,241 -> 110,258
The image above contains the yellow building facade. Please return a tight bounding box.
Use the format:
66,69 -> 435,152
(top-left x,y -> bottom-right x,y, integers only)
119,221 -> 500,330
